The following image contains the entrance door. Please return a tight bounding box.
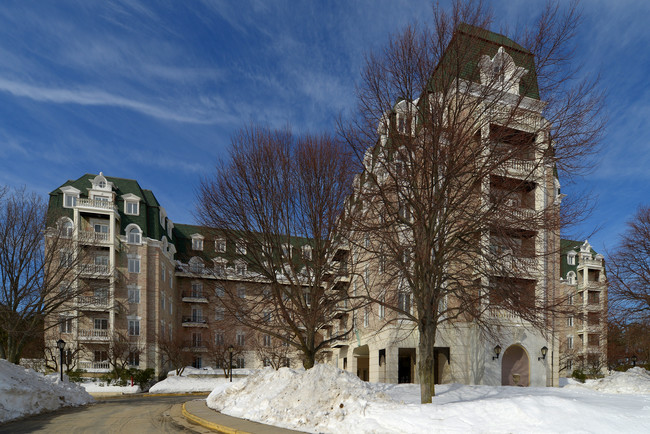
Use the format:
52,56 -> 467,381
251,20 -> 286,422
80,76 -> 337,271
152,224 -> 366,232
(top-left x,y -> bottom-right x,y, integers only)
398,348 -> 416,383
501,345 -> 530,386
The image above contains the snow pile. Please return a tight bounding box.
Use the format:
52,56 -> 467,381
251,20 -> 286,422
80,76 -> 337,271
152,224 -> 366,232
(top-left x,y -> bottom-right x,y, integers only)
0,358 -> 93,423
80,381 -> 141,394
167,366 -> 255,377
567,367 -> 650,394
206,363 -> 650,433
206,364 -> 392,431
150,375 -> 233,393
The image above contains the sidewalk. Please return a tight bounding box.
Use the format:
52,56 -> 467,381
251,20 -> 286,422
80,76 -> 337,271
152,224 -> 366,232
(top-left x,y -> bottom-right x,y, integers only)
181,399 -> 305,433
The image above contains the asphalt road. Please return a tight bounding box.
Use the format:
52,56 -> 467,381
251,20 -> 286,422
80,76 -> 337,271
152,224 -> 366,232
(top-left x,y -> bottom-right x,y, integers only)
0,395 -> 214,434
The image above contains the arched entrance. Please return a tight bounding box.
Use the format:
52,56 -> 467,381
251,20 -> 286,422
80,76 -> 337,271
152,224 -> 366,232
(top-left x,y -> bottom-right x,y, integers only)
501,345 -> 530,386
353,345 -> 369,381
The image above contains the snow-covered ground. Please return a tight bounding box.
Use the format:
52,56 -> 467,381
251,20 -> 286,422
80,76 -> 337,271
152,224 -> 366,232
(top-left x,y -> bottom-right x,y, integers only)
0,359 -> 93,423
206,364 -> 650,433
148,367 -> 250,393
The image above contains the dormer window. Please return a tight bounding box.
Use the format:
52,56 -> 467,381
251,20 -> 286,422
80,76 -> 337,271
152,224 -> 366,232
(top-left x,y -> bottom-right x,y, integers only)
478,46 -> 528,95
60,219 -> 74,238
98,180 -> 106,189
567,251 -> 576,266
90,173 -> 113,191
215,238 -> 226,253
60,186 -> 80,209
191,234 -> 204,251
122,193 -> 141,216
236,240 -> 247,255
126,224 -> 142,244
302,245 -> 312,261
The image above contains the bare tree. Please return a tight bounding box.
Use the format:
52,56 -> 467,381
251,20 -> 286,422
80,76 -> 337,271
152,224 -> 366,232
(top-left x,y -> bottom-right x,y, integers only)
197,125 -> 358,369
608,206 -> 650,323
339,1 -> 603,402
105,332 -> 142,380
0,187 -> 96,363
158,333 -> 194,376
44,341 -> 83,373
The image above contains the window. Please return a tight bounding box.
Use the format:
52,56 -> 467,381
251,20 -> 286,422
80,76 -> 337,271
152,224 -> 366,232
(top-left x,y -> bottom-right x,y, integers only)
161,293 -> 165,310
379,255 -> 385,274
214,263 -> 225,276
191,282 -> 203,298
59,316 -> 72,333
215,285 -> 225,298
94,318 -> 108,330
215,238 -> 226,253
160,321 -> 165,339
567,316 -> 573,327
566,271 -> 576,285
60,251 -> 73,267
237,287 -> 246,299
192,357 -> 202,369
588,291 -> 600,305
236,357 -> 245,369
379,295 -> 385,319
127,227 -> 141,244
191,307 -> 203,322
128,287 -> 140,303
263,334 -> 272,347
192,238 -> 203,251
236,331 -> 245,346
61,220 -> 73,238
566,360 -> 573,372
567,336 -> 574,350
64,194 -> 77,208
364,235 -> 370,248
215,331 -> 224,346
161,265 -> 166,282
282,244 -> 292,258
94,350 -> 108,362
192,332 -> 202,348
128,319 -> 140,336
263,358 -> 271,367
568,294 -> 574,305
398,292 -> 411,313
189,257 -> 204,273
236,241 -> 247,255
264,311 -> 272,323
567,252 -> 576,265
125,201 -> 139,216
169,271 -> 173,288
364,308 -> 369,327
128,257 -> 140,273
215,308 -> 225,321
304,290 -> 312,307
128,351 -> 139,367
236,262 -> 247,276
302,245 -> 312,260
169,297 -> 172,315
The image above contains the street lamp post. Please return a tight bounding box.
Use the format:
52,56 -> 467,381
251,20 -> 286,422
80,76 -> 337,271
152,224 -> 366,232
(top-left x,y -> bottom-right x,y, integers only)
632,355 -> 637,367
228,345 -> 234,382
56,339 -> 66,381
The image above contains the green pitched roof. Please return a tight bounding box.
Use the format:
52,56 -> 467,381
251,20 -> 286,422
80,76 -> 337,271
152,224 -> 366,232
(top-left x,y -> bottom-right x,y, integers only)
428,23 -> 540,100
48,173 -> 169,241
559,239 -> 600,279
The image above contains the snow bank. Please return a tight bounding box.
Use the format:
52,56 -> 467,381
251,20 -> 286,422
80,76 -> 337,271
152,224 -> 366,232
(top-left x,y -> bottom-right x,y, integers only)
206,363 -> 650,433
566,367 -> 650,394
150,375 -> 234,393
0,358 -> 93,423
207,364 -> 392,432
167,366 -> 255,377
80,381 -> 141,394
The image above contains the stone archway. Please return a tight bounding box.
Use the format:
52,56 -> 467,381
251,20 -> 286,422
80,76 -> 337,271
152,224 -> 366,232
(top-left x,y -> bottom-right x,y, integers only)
501,345 -> 530,386
353,345 -> 370,381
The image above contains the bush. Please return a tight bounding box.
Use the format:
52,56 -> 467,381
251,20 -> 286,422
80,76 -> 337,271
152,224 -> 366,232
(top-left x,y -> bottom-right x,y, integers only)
129,368 -> 155,390
572,369 -> 587,383
66,369 -> 86,383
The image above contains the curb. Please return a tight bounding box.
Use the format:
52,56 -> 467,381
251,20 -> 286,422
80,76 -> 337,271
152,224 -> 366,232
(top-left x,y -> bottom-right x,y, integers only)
181,402 -> 250,434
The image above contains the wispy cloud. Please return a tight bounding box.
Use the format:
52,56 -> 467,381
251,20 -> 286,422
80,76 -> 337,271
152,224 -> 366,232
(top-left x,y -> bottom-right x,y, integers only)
0,78 -> 224,124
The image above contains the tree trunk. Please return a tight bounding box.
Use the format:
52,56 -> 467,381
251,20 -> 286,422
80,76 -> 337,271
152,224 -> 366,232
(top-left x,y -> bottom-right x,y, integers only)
418,322 -> 436,403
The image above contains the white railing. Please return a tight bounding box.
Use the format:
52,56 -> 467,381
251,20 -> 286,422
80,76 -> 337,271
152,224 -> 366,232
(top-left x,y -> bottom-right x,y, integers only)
78,361 -> 110,371
76,296 -> 109,307
487,308 -> 520,320
578,258 -> 603,268
505,159 -> 536,173
79,329 -> 110,339
77,198 -> 118,212
80,264 -> 111,275
79,231 -> 111,244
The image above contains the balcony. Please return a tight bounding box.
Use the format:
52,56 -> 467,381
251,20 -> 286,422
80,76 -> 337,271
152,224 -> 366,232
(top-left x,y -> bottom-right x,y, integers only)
487,308 -> 521,321
78,329 -> 110,341
80,264 -> 112,277
78,230 -> 113,246
488,253 -> 538,276
577,258 -> 603,268
182,292 -> 208,303
78,361 -> 110,372
76,198 -> 119,214
182,316 -> 208,327
183,341 -> 208,352
76,295 -> 110,310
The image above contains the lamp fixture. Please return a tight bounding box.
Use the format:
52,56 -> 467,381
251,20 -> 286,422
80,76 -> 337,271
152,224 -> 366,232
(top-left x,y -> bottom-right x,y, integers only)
538,346 -> 548,361
492,345 -> 501,360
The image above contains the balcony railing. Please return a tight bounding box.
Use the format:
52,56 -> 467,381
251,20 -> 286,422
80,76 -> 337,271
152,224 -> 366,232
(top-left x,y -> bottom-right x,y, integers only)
76,295 -> 109,309
182,316 -> 208,325
183,340 -> 208,351
578,258 -> 603,268
504,159 -> 536,174
78,230 -> 112,244
80,264 -> 111,276
78,329 -> 110,340
78,361 -> 110,371
76,198 -> 119,212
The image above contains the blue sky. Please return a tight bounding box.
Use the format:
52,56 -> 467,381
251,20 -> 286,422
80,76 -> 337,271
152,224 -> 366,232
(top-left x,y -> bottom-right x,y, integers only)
0,0 -> 648,255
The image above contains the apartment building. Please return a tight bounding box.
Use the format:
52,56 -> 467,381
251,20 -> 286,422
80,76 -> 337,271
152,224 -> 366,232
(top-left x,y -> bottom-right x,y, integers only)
558,239 -> 608,375
44,173 -> 299,375
328,24 -> 569,388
